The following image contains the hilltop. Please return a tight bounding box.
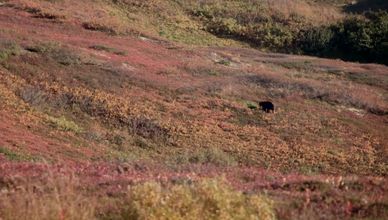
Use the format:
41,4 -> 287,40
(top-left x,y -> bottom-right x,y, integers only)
0,0 -> 387,219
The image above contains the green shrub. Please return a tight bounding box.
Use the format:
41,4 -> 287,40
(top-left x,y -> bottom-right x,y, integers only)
47,116 -> 82,133
299,11 -> 388,64
0,41 -> 22,62
297,26 -> 335,55
335,16 -> 376,53
190,1 -> 296,52
217,59 -> 232,66
336,11 -> 388,63
246,101 -> 258,110
0,147 -> 25,161
123,179 -> 276,220
207,18 -> 243,36
247,22 -> 295,50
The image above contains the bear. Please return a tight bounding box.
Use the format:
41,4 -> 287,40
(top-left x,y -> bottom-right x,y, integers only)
259,101 -> 275,113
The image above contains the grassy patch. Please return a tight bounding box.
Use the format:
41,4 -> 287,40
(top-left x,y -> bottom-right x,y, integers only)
169,147 -> 237,167
246,101 -> 258,110
276,61 -> 313,71
346,72 -> 388,89
230,105 -> 266,127
0,175 -> 95,220
216,59 -> 232,66
0,147 -> 22,161
0,40 -> 22,63
0,146 -> 37,162
184,65 -> 220,76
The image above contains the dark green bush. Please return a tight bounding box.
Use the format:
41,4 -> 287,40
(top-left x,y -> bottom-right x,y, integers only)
337,11 -> 388,63
247,22 -> 295,50
298,11 -> 388,64
345,0 -> 388,13
341,18 -> 374,51
206,17 -> 242,36
297,26 -> 335,55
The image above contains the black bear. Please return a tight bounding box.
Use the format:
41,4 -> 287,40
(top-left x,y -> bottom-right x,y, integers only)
259,101 -> 275,113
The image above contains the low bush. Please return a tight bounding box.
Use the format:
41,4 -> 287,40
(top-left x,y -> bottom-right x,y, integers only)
123,179 -> 275,220
82,22 -> 117,35
26,42 -> 81,66
0,40 -> 22,63
245,22 -> 295,50
246,101 -> 258,110
129,117 -> 170,141
89,45 -> 127,56
297,26 -> 335,55
194,9 -> 296,51
23,6 -> 64,20
25,42 -> 59,54
18,85 -> 48,106
47,116 -> 82,133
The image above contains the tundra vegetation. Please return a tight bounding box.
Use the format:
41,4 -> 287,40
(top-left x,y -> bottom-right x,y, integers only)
0,0 -> 387,219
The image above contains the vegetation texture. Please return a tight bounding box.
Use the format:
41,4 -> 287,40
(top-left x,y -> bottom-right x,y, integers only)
0,0 -> 387,219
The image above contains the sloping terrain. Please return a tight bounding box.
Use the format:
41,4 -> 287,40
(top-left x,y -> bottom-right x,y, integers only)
0,0 -> 387,219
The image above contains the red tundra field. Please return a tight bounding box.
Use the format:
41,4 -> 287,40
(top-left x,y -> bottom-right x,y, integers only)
0,0 -> 387,219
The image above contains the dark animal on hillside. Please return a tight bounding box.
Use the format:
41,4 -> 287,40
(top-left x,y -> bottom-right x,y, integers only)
259,101 -> 275,113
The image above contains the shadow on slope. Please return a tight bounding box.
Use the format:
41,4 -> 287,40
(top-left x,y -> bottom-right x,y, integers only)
344,0 -> 388,13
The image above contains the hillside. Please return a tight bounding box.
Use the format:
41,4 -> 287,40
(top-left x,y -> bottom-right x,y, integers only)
0,0 -> 387,219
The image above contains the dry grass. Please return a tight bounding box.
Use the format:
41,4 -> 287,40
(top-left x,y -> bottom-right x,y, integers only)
0,173 -> 96,220
265,0 -> 343,24
0,172 -> 275,220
